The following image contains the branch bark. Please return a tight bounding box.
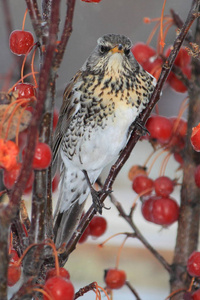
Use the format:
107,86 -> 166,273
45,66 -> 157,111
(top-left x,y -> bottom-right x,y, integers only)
170,3 -> 200,297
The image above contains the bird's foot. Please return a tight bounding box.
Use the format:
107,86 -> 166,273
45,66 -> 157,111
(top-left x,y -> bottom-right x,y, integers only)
82,170 -> 112,214
135,119 -> 149,136
91,188 -> 112,214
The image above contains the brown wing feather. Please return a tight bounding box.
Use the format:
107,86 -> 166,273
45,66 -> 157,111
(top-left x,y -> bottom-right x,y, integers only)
52,71 -> 82,175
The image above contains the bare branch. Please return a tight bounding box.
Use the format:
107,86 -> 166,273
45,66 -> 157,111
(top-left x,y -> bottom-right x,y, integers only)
25,0 -> 43,38
53,0 -> 76,70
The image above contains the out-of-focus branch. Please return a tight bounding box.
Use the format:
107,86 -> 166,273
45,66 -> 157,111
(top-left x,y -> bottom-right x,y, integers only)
53,0 -> 76,70
25,0 -> 42,38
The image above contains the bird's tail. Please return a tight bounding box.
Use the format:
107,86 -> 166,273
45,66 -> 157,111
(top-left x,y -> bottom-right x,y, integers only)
53,163 -> 90,248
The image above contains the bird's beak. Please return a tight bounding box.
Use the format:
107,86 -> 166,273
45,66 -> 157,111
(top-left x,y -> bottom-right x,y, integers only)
110,44 -> 123,54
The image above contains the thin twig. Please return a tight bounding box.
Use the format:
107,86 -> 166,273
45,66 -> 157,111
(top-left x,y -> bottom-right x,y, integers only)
25,0 -> 42,38
170,9 -> 194,43
53,0 -> 76,70
109,193 -> 171,273
125,281 -> 142,300
75,282 -> 97,299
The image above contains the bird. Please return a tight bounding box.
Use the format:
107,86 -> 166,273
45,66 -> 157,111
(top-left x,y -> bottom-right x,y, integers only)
52,33 -> 156,248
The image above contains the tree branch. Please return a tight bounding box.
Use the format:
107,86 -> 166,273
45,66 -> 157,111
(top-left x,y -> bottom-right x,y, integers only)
25,0 -> 42,38
53,0 -> 76,70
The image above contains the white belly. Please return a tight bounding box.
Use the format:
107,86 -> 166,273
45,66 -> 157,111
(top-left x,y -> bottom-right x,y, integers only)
61,105 -> 139,172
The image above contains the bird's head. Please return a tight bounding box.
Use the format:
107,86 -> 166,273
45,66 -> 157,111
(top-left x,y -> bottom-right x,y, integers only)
83,34 -> 139,76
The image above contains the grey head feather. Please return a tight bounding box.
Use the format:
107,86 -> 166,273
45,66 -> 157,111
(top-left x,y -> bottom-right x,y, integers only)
82,33 -> 139,75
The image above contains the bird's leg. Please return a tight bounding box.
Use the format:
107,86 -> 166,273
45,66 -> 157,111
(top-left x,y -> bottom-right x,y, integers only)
82,170 -> 111,214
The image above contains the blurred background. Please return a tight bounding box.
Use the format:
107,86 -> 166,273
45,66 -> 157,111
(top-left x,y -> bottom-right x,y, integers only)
0,0 -> 197,299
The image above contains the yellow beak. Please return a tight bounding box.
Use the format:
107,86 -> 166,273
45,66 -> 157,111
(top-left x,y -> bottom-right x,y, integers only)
110,45 -> 124,54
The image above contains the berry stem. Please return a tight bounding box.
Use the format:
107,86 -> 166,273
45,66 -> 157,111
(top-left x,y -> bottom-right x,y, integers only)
22,8 -> 28,31
4,99 -> 30,141
159,0 -> 167,48
20,43 -> 35,84
99,232 -> 132,248
146,20 -> 160,46
96,283 -> 111,300
33,288 -> 53,300
31,45 -> 39,88
159,151 -> 172,176
147,148 -> 168,176
15,103 -> 29,146
164,288 -> 186,300
45,241 -> 60,277
115,236 -> 128,269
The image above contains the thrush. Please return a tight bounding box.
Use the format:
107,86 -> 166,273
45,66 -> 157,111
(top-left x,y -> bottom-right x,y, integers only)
53,33 -> 156,247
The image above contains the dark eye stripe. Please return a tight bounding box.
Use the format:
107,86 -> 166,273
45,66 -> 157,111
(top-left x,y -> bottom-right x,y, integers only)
124,48 -> 130,56
99,45 -> 110,54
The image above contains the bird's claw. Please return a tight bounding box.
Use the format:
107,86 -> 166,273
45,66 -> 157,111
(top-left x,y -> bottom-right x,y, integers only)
91,189 -> 112,214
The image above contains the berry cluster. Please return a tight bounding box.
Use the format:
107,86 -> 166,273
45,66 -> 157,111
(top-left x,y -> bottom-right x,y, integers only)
145,114 -> 187,163
2,142 -> 52,194
79,215 -> 107,243
131,173 -> 179,226
128,114 -> 190,226
131,42 -> 191,93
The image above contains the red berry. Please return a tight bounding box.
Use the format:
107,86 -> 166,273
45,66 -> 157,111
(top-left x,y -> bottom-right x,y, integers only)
7,263 -> 21,286
52,173 -> 59,192
194,165 -> 200,188
154,176 -> 174,197
128,165 -> 147,181
168,67 -> 191,93
32,143 -> 52,170
144,56 -> 163,80
192,289 -> 200,299
53,109 -> 59,130
169,117 -> 187,150
132,175 -> 154,195
146,115 -> 173,143
187,251 -> 200,277
46,268 -> 70,281
131,43 -> 156,65
173,152 -> 184,166
44,276 -> 75,300
10,249 -> 19,263
78,225 -> 90,243
191,123 -> 200,152
165,46 -> 191,68
151,197 -> 179,225
170,117 -> 187,138
105,269 -> 126,289
9,30 -> 34,55
141,197 -> 155,222
3,163 -> 34,190
89,216 -> 107,237
3,163 -> 21,189
13,83 -> 36,100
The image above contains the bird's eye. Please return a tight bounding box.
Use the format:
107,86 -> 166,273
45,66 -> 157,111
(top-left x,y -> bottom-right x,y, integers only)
99,45 -> 110,54
124,48 -> 130,56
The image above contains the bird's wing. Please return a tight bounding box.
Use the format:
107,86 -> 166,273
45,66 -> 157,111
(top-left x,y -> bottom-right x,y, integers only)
52,70 -> 82,176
